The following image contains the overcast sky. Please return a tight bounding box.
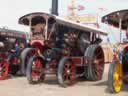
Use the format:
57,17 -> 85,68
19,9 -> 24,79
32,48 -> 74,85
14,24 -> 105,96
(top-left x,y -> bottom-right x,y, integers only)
0,0 -> 127,30
0,0 -> 128,43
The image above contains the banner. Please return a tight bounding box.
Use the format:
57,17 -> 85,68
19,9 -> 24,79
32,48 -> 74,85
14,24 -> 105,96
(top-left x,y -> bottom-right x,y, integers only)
66,15 -> 98,24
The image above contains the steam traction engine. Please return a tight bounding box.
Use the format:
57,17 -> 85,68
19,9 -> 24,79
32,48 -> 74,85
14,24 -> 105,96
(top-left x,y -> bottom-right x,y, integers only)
20,14 -> 45,75
19,12 -> 107,87
102,10 -> 128,93
0,28 -> 27,80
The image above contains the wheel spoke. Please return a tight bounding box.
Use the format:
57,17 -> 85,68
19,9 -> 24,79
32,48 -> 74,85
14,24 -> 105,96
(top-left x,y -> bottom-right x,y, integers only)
94,58 -> 104,64
31,58 -> 45,82
64,66 -> 69,73
94,69 -> 101,78
95,51 -> 102,58
65,62 -> 71,68
32,71 -> 37,78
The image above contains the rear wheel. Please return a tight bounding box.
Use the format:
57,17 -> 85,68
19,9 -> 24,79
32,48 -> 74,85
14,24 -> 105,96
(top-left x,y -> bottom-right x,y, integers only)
57,57 -> 76,87
122,48 -> 128,83
26,56 -> 45,84
108,60 -> 122,93
0,60 -> 8,80
85,45 -> 105,81
21,48 -> 35,75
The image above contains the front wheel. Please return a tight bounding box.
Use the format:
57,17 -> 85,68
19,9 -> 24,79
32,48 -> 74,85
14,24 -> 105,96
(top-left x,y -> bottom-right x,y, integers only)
108,60 -> 123,93
57,57 -> 76,87
26,56 -> 45,84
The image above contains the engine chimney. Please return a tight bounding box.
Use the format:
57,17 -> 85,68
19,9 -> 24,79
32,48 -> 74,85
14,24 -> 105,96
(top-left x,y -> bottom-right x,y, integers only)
51,0 -> 58,15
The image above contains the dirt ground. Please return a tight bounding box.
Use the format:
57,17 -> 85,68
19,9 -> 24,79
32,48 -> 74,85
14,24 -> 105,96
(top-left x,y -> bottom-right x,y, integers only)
0,64 -> 128,96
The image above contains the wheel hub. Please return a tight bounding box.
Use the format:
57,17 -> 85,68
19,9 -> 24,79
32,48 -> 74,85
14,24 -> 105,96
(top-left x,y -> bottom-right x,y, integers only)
67,70 -> 70,74
0,67 -> 2,71
114,73 -> 119,81
0,72 -> 2,75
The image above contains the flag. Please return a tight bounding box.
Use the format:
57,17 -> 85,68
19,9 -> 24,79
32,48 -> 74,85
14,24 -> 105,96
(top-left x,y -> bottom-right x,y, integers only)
77,5 -> 85,11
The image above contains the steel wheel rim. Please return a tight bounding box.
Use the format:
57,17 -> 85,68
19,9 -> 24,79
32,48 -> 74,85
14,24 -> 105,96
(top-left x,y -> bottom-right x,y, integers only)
93,47 -> 104,80
26,50 -> 35,66
31,58 -> 44,82
0,61 -> 8,80
63,60 -> 76,85
113,62 -> 122,93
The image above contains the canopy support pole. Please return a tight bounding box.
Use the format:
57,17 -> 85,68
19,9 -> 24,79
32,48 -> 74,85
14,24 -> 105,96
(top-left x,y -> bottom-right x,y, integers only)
45,19 -> 48,40
119,18 -> 122,43
28,17 -> 32,40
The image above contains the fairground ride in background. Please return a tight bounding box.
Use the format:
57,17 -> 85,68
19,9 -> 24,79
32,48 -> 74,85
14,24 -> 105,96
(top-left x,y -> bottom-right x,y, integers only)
65,0 -> 99,28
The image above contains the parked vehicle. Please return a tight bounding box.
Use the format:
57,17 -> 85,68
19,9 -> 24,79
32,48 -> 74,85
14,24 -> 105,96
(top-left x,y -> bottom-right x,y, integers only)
102,9 -> 128,93
0,28 -> 27,80
19,12 -> 107,87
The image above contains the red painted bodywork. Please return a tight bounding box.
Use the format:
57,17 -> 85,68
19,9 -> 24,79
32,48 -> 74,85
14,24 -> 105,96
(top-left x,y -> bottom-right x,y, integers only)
71,57 -> 83,66
10,57 -> 20,65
